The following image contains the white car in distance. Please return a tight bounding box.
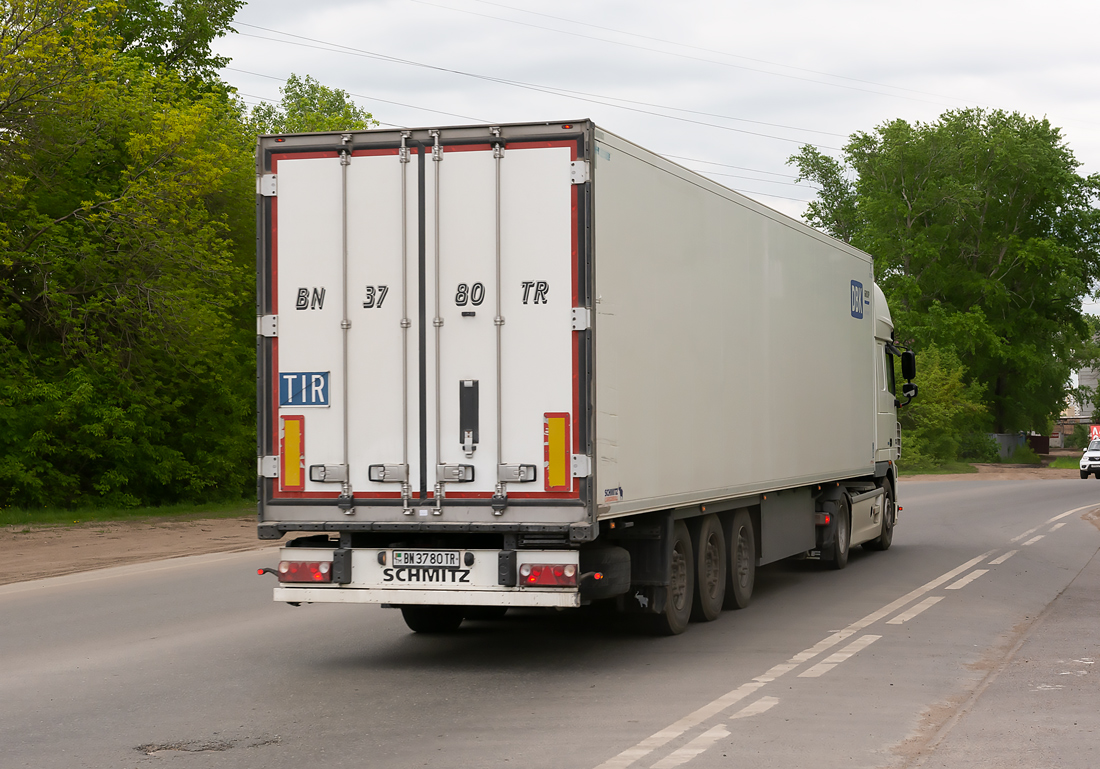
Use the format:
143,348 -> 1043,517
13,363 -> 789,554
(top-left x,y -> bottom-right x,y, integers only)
1079,439 -> 1100,478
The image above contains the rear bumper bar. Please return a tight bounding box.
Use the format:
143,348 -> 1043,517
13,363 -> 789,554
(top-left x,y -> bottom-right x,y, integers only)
273,586 -> 579,608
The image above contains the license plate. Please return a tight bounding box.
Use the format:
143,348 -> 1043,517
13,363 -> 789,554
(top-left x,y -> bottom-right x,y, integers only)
391,550 -> 460,568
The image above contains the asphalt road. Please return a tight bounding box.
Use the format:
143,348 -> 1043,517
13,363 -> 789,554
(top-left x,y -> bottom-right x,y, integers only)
2,480 -> 1098,769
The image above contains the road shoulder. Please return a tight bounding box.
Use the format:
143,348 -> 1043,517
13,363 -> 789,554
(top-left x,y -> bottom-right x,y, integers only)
0,516 -> 263,586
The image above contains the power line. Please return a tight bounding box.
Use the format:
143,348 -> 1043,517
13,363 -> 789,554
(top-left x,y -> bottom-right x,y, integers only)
690,169 -> 818,189
408,0 -> 956,108
664,154 -> 802,178
224,64 -> 823,191
226,67 -> 490,123
465,0 -> 975,105
232,24 -> 841,150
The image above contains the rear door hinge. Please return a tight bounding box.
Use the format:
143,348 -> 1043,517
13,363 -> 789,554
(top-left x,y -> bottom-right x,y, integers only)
571,454 -> 591,478
258,174 -> 277,197
257,315 -> 278,337
571,307 -> 590,331
258,456 -> 279,478
570,160 -> 589,184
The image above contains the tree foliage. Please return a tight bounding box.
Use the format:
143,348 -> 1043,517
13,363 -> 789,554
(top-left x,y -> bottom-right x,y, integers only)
895,345 -> 990,468
0,0 -> 256,507
248,73 -> 378,135
0,1 -> 384,509
792,109 -> 1100,441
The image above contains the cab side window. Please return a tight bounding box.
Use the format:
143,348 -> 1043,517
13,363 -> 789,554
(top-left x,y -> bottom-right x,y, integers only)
885,351 -> 896,395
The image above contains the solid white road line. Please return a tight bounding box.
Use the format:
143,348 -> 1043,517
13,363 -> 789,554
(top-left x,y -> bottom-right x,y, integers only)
798,635 -> 881,678
886,596 -> 944,625
591,552 -> 992,769
989,550 -> 1017,565
650,725 -> 731,769
592,683 -> 764,769
1011,504 -> 1095,543
595,503 -> 1093,769
1023,535 -> 1045,546
945,569 -> 988,590
730,696 -> 779,720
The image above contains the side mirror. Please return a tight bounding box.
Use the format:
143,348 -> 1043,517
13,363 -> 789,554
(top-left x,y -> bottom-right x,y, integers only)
902,382 -> 918,399
901,350 -> 916,381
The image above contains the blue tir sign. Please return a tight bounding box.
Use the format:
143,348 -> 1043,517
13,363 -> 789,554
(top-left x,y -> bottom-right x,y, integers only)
280,371 -> 330,406
850,280 -> 868,319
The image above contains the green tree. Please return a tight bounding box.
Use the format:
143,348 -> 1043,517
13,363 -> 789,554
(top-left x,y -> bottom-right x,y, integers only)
112,0 -> 243,79
0,0 -> 255,507
792,109 -> 1100,436
248,73 -> 377,135
896,345 -> 990,468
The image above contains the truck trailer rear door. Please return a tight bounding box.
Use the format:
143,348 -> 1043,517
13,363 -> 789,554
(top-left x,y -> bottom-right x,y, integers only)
261,130 -> 588,520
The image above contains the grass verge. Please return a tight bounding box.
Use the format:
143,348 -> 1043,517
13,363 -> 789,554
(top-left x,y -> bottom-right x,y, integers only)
0,499 -> 254,528
1047,456 -> 1082,470
898,461 -> 980,476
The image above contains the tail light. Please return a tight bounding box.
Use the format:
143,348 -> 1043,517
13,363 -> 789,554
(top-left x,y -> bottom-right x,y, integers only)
518,563 -> 577,586
278,561 -> 332,583
814,512 -> 832,526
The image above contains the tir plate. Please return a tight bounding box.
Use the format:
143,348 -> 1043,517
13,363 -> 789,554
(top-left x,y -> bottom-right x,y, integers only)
392,550 -> 461,568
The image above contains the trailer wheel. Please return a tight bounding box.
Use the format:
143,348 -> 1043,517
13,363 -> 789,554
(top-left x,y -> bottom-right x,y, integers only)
826,498 -> 850,570
864,482 -> 895,551
724,510 -> 756,610
652,520 -> 694,635
690,514 -> 726,622
400,605 -> 465,633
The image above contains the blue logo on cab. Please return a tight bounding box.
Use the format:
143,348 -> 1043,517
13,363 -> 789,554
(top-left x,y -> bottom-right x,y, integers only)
850,280 -> 865,319
280,371 -> 330,406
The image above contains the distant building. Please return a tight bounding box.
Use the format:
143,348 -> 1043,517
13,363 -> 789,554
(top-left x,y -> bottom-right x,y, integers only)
1078,365 -> 1099,420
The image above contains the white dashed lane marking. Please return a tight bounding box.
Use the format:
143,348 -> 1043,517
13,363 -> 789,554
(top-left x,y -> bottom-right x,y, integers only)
946,569 -> 988,590
650,725 -> 730,769
729,696 -> 779,720
1049,522 -> 1066,532
592,504 -> 1098,769
1023,535 -> 1045,546
798,635 -> 881,678
886,596 -> 944,624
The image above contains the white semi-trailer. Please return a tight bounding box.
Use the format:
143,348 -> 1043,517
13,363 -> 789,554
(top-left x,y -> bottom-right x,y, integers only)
255,120 -> 916,634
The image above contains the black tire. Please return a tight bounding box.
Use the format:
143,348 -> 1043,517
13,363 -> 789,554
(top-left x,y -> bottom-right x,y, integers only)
826,497 -> 850,570
690,514 -> 726,622
1081,471 -> 1089,479
723,510 -> 755,610
651,520 -> 694,635
464,606 -> 509,621
400,605 -> 464,633
864,482 -> 895,551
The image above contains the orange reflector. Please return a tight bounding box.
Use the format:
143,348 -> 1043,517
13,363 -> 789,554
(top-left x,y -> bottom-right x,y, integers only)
280,415 -> 305,491
544,412 -> 570,491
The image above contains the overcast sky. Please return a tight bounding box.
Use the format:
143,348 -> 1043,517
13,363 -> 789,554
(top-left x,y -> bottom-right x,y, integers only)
213,0 -> 1100,303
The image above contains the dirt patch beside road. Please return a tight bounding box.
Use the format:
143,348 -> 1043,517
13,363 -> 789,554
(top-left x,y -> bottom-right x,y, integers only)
0,517 -> 264,587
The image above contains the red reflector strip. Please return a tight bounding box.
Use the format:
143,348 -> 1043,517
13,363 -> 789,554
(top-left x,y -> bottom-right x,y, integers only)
277,561 -> 333,583
518,563 -> 577,586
